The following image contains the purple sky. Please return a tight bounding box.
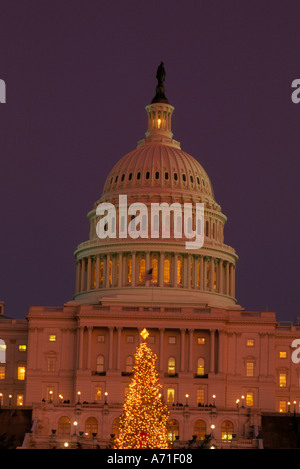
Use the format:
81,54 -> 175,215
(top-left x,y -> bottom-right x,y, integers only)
0,1 -> 299,322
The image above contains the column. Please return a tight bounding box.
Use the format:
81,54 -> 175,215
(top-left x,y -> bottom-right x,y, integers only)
95,255 -> 100,289
86,326 -> 92,370
118,253 -> 123,287
180,329 -> 185,372
218,330 -> 224,373
106,253 -> 111,288
78,326 -> 84,370
199,256 -> 204,290
188,329 -> 194,372
108,327 -> 114,370
225,262 -> 229,295
218,260 -> 223,294
116,327 -> 122,370
80,258 -> 85,292
159,328 -> 164,372
210,257 -> 215,292
145,251 -> 150,287
210,329 -> 215,373
87,256 -> 92,291
76,261 -> 81,293
131,252 -> 136,287
173,253 -> 178,287
187,254 -> 191,289
159,252 -> 164,287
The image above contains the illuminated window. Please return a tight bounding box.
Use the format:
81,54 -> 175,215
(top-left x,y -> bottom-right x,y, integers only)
279,373 -> 287,387
279,351 -> 287,358
152,258 -> 158,283
246,392 -> 254,406
96,355 -> 104,373
85,417 -> 98,438
197,337 -> 205,345
126,356 -> 134,372
177,259 -> 183,285
167,388 -> 175,403
58,416 -> 71,435
49,334 -> 56,342
196,388 -> 205,404
197,358 -> 205,376
167,419 -> 179,442
127,258 -> 132,283
247,339 -> 254,347
279,400 -> 287,413
0,365 -> 5,379
109,260 -> 112,285
0,340 -> 6,363
139,258 -> 146,282
164,259 -> 170,283
99,261 -> 104,283
19,345 -> 27,352
17,394 -> 23,406
18,366 -> 26,380
246,361 -> 254,377
194,420 -> 206,440
95,386 -> 102,401
221,420 -> 234,440
0,393 -> 3,405
168,357 -> 176,375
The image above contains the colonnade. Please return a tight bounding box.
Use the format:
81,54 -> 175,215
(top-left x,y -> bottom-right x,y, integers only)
75,251 -> 236,298
76,326 -> 224,375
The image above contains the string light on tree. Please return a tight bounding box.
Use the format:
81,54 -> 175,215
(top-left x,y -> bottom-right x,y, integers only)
114,328 -> 169,449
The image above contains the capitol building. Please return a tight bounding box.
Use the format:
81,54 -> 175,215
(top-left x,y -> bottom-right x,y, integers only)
1,64 -> 300,449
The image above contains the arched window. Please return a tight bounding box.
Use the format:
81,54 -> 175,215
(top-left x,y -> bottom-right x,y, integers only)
58,416 -> 71,436
168,357 -> 176,376
0,339 -> 6,363
177,259 -> 183,285
164,259 -> 170,283
85,417 -> 98,438
96,355 -> 104,373
167,419 -> 179,442
221,420 -> 234,440
152,258 -> 158,283
139,258 -> 146,282
197,358 -> 205,376
193,420 -> 206,440
126,355 -> 134,373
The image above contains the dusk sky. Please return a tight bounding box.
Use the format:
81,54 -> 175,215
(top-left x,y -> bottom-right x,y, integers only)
0,1 -> 299,322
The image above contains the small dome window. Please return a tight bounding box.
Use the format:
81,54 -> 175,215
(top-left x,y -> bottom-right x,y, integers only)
129,173 -> 132,180
115,175 -> 118,183
165,172 -> 169,180
121,174 -> 125,182
155,171 -> 160,179
182,174 -> 186,182
202,178 -> 205,186
146,171 -> 150,179
174,173 -> 178,181
190,175 -> 194,183
196,176 -> 200,184
137,172 -> 141,180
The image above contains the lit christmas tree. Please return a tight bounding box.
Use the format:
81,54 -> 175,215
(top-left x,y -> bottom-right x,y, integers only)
114,328 -> 169,449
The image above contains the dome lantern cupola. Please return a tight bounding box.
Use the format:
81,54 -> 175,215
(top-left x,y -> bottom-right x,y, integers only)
138,62 -> 180,149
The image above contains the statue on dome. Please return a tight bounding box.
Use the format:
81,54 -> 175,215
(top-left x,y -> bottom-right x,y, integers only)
151,62 -> 169,104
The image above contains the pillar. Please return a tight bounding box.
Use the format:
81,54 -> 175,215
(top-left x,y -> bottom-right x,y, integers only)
210,329 -> 215,373
116,327 -> 122,370
95,255 -> 100,289
159,328 -> 164,371
106,253 -> 110,288
118,253 -> 123,287
131,252 -> 136,287
159,252 -> 164,287
180,329 -> 185,372
80,258 -> 85,292
173,253 -> 178,287
87,256 -> 92,291
108,327 -> 114,370
86,326 -> 92,370
188,329 -> 194,372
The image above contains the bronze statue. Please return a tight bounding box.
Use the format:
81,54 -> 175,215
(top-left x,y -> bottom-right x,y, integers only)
152,62 -> 169,104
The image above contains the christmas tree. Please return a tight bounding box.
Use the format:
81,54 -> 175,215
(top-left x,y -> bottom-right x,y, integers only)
114,328 -> 169,449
